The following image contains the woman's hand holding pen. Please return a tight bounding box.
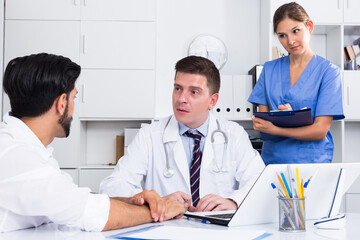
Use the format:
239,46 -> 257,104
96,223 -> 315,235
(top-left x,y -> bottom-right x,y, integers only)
278,103 -> 292,111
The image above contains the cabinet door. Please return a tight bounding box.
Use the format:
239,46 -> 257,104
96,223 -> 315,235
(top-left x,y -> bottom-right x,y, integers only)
4,21 -> 80,66
343,71 -> 360,119
61,169 -> 79,185
50,107 -> 81,168
344,0 -> 360,23
79,169 -> 114,193
79,69 -> 155,119
269,0 -> 343,24
80,22 -> 155,69
5,0 -> 80,20
81,0 -> 155,21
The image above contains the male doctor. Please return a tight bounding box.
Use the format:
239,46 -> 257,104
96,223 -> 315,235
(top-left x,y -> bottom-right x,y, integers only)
100,56 -> 265,212
0,53 -> 185,233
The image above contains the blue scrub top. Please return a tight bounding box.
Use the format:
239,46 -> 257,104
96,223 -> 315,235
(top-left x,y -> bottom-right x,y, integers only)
248,55 -> 345,165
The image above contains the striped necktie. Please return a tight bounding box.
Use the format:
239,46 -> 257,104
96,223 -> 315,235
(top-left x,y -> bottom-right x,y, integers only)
184,130 -> 203,207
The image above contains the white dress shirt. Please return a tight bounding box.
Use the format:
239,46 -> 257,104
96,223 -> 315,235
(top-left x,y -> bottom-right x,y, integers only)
0,114 -> 110,233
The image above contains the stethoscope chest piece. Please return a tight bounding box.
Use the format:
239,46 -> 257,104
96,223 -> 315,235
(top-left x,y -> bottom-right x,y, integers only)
163,167 -> 174,178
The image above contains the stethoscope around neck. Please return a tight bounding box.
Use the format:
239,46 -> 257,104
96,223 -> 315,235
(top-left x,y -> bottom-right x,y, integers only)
163,117 -> 228,178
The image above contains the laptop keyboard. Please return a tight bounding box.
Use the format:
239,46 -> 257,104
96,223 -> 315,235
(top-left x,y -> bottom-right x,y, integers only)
205,213 -> 234,219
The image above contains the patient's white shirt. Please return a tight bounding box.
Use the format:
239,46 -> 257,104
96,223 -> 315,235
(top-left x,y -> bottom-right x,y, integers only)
0,114 -> 110,233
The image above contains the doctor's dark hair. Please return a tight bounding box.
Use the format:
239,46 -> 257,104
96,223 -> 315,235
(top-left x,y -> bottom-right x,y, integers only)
175,56 -> 220,95
273,2 -> 310,33
3,53 -> 81,118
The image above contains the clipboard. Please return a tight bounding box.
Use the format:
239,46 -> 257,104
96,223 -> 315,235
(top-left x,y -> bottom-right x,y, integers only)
253,109 -> 312,127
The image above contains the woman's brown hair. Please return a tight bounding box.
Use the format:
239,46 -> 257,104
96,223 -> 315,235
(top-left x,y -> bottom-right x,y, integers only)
273,2 -> 310,33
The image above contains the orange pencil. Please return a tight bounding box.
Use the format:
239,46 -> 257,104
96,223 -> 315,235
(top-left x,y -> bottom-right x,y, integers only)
301,179 -> 304,197
276,171 -> 290,198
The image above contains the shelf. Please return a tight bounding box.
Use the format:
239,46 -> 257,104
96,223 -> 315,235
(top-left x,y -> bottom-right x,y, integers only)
79,165 -> 115,169
80,118 -> 153,122
345,119 -> 360,122
313,24 -> 341,34
344,25 -> 360,35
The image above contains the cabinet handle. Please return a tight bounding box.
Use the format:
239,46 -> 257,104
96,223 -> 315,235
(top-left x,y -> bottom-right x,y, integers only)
82,35 -> 86,54
83,0 -> 87,6
73,0 -> 79,6
82,84 -> 86,103
337,0 -> 340,9
347,0 -> 350,8
347,86 -> 350,105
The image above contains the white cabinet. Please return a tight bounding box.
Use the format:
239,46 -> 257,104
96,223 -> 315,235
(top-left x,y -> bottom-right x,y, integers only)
267,0 -> 342,24
80,0 -> 155,21
295,0 -> 342,23
3,0 -> 157,190
79,168 -> 114,193
343,0 -> 360,23
267,0 -> 360,24
80,22 -> 155,69
343,71 -> 360,120
5,0 -> 156,21
50,102 -> 81,168
62,169 -> 79,185
4,21 -> 80,66
79,69 -> 155,119
5,0 -> 80,20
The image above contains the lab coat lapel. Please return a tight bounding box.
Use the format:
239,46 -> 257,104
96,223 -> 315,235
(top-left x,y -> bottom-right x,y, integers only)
163,115 -> 190,189
201,113 -> 216,172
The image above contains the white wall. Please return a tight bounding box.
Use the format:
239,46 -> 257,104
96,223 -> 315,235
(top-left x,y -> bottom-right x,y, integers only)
155,0 -> 261,118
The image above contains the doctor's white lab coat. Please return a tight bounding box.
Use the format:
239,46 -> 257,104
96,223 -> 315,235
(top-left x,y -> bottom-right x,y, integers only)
100,112 -> 265,204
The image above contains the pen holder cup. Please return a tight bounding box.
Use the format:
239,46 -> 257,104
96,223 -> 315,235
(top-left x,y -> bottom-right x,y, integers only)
278,197 -> 306,232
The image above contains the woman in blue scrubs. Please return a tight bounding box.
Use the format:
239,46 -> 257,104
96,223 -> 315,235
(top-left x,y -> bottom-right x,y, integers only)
248,2 -> 344,165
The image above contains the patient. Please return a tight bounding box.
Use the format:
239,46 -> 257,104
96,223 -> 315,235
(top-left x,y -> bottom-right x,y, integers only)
0,53 -> 185,233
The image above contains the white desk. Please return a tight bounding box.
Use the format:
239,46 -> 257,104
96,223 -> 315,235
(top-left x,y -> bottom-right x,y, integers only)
2,213 -> 360,240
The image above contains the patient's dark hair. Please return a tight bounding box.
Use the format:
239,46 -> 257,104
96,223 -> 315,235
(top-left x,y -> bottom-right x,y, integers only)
175,56 -> 220,95
3,53 -> 81,118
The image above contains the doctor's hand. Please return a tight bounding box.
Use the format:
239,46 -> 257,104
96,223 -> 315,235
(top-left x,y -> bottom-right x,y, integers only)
163,191 -> 192,210
130,189 -> 166,222
163,198 -> 187,220
188,194 -> 238,212
252,116 -> 279,135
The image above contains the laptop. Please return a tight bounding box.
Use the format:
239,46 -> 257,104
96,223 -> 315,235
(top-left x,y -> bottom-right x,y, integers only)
184,163 -> 360,226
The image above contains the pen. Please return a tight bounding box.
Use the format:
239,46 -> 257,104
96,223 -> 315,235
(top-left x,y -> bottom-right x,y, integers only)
291,178 -> 299,197
271,183 -> 285,198
304,176 -> 312,188
186,217 -> 211,224
280,172 -> 293,198
281,206 -> 296,230
287,165 -> 294,199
